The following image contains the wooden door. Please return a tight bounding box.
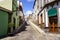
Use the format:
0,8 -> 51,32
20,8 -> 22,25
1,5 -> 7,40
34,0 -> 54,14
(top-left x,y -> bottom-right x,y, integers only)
49,16 -> 58,33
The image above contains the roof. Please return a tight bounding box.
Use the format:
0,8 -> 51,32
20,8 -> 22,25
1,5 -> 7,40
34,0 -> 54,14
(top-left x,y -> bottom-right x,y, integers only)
0,0 -> 12,12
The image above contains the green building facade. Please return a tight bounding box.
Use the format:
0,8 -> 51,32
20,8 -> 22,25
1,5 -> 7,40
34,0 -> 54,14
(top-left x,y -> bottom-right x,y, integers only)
11,0 -> 20,31
0,0 -> 21,36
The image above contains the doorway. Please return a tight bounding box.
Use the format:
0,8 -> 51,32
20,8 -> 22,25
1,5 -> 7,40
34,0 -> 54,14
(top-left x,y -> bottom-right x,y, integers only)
41,14 -> 43,28
49,15 -> 58,32
13,18 -> 16,30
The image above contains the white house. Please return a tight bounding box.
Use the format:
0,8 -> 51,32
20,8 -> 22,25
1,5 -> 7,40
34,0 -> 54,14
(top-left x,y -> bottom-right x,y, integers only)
38,0 -> 60,32
33,0 -> 60,32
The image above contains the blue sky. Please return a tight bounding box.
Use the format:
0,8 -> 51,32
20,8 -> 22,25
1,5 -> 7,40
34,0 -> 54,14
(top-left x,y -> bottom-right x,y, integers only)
19,0 -> 34,16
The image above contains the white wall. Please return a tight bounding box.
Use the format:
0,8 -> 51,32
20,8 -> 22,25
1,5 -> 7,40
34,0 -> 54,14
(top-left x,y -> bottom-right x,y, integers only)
58,8 -> 60,27
45,0 -> 55,4
42,0 -> 44,7
39,14 -> 41,24
44,8 -> 49,27
57,2 -> 60,27
42,10 -> 45,23
33,0 -> 38,21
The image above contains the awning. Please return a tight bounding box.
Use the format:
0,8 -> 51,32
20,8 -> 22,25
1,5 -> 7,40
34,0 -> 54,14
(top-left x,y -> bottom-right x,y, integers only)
48,8 -> 57,17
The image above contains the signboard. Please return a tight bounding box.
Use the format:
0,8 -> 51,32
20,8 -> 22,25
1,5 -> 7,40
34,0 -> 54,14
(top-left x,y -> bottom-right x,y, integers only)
48,8 -> 57,17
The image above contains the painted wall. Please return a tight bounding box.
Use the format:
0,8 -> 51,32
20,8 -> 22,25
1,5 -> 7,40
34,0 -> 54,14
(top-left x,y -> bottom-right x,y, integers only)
0,0 -> 12,11
12,12 -> 19,29
11,0 -> 19,29
12,0 -> 23,29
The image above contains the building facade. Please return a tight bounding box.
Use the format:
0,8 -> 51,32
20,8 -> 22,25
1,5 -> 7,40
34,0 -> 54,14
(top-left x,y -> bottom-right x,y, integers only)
0,0 -> 12,36
33,0 -> 45,27
17,1 -> 24,26
11,0 -> 24,32
0,0 -> 24,36
33,0 -> 60,32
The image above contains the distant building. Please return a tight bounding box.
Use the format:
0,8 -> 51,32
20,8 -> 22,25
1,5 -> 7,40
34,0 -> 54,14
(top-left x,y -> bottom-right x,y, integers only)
29,14 -> 33,19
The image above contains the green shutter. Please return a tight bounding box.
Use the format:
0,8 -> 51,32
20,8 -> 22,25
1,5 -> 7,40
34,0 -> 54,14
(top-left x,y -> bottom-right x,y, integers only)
0,10 -> 8,36
48,8 -> 57,17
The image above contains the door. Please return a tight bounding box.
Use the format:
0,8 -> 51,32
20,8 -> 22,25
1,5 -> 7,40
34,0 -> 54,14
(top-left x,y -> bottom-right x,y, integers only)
0,10 -> 8,36
49,16 -> 58,32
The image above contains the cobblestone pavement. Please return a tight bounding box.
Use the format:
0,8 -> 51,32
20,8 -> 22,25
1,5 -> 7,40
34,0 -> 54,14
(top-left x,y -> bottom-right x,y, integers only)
1,22 -> 60,40
0,23 -> 46,40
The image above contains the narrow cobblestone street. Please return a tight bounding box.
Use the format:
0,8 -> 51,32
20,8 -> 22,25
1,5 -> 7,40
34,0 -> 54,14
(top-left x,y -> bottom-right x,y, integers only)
1,0 -> 60,40
0,21 -> 60,40
1,22 -> 45,40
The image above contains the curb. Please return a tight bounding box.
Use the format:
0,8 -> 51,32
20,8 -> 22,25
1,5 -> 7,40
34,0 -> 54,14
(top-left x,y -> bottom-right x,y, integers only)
28,20 -> 46,35
28,20 -> 60,37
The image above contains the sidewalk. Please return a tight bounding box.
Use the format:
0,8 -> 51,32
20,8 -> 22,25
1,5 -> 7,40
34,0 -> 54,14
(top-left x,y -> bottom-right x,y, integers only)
28,20 -> 60,40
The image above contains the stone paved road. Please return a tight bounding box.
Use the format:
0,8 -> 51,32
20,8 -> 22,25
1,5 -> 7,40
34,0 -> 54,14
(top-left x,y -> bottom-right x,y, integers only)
1,21 -> 60,40
1,22 -> 47,40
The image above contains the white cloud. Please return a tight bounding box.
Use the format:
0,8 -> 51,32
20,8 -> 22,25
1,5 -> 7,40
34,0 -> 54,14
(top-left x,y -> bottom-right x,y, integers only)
27,0 -> 34,2
25,10 -> 32,16
0,0 -> 4,2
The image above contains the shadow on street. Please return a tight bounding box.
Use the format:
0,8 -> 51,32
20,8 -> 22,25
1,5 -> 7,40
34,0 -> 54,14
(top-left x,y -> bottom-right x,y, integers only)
0,21 -> 28,39
17,21 -> 28,32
